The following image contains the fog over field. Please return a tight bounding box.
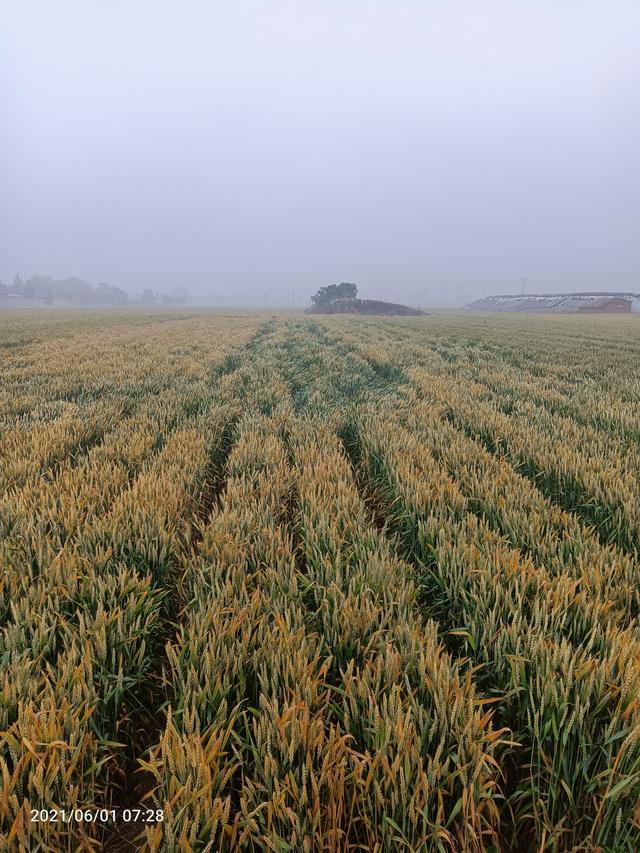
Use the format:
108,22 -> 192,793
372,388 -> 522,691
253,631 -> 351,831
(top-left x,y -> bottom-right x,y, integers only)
1,0 -> 639,306
2,6 -> 640,845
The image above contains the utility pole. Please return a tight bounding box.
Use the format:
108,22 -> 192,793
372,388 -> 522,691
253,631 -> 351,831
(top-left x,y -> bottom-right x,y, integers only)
292,289 -> 295,311
520,277 -> 527,295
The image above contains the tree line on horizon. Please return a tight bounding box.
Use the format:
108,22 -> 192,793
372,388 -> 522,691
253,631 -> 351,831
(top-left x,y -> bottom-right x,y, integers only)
0,274 -> 190,306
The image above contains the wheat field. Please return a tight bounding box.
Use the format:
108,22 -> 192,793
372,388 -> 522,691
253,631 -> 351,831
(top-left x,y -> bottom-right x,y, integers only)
1,310 -> 639,852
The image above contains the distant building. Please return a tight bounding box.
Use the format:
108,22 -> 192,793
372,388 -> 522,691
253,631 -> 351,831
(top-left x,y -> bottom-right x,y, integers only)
466,292 -> 640,314
0,292 -> 44,309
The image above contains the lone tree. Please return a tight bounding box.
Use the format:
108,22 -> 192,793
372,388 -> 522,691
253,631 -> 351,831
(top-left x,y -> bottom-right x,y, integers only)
311,282 -> 357,305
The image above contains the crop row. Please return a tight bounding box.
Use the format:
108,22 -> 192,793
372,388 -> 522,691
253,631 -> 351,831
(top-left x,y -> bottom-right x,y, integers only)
2,312 -> 639,851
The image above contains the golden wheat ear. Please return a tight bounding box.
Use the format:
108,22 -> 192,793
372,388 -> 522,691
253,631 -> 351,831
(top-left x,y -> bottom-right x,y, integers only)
4,312 -> 639,851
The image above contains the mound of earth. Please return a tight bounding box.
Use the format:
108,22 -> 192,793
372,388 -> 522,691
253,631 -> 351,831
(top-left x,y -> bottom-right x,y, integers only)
307,298 -> 428,316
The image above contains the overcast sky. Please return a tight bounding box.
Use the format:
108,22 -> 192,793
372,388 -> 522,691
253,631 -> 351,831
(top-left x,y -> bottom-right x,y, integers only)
1,1 -> 639,305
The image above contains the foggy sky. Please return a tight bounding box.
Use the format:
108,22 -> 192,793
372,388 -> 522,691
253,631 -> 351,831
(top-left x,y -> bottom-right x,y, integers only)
1,1 -> 639,306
